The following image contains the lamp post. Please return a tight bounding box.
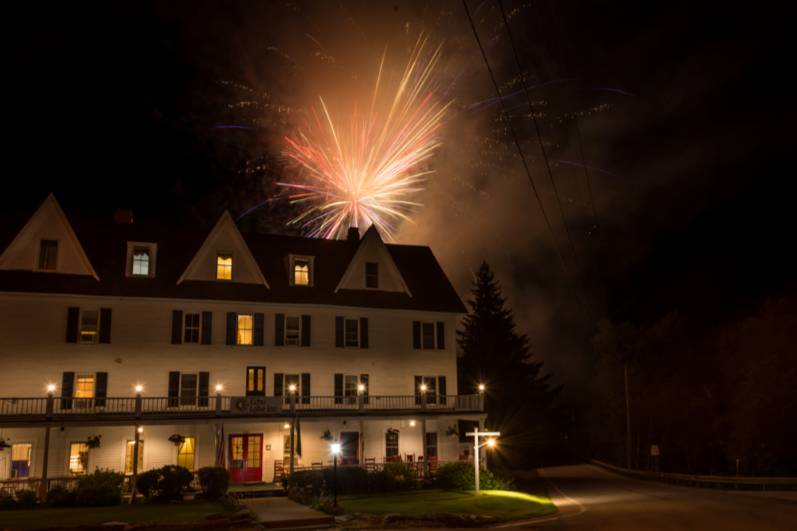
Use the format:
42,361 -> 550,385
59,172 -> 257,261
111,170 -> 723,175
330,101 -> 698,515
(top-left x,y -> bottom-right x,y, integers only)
288,384 -> 297,475
465,427 -> 500,495
330,442 -> 342,508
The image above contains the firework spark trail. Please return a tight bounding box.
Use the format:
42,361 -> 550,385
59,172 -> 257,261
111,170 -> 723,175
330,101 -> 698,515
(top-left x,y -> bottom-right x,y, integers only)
279,35 -> 451,239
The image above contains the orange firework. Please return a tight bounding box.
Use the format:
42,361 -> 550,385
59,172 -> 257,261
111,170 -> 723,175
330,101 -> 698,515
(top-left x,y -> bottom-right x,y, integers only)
280,36 -> 451,239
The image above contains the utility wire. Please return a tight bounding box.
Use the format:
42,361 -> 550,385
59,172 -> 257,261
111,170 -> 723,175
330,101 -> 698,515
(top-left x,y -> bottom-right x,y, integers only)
461,0 -> 568,273
496,0 -> 581,266
576,118 -> 600,233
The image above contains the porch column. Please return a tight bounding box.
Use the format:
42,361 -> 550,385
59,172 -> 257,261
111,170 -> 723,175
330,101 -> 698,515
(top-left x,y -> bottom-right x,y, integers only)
38,425 -> 51,500
359,419 -> 365,464
130,425 -> 141,504
421,417 -> 428,478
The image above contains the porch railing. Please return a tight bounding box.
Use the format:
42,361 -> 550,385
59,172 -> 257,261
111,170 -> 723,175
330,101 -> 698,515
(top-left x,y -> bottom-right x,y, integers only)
0,394 -> 483,423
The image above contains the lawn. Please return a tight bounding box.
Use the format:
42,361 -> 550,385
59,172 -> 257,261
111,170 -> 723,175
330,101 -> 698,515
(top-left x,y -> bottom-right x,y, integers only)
0,501 -> 231,530
340,489 -> 556,520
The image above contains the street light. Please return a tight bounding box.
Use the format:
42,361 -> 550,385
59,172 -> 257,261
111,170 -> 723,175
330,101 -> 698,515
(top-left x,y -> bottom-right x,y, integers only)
330,442 -> 342,508
465,427 -> 500,494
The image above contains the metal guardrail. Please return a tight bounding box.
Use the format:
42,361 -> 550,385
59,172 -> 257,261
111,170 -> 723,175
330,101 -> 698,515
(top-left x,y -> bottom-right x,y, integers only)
591,459 -> 797,491
0,394 -> 483,424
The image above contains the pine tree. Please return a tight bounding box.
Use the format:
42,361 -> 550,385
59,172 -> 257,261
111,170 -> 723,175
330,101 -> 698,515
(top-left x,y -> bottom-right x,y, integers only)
457,262 -> 562,467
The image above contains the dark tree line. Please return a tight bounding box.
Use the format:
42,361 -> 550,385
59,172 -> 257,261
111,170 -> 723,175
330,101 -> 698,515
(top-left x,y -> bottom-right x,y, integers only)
457,262 -> 564,468
588,297 -> 797,476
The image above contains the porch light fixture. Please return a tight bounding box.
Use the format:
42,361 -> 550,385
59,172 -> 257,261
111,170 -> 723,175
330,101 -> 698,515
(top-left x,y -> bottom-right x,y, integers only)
137,426 -> 144,434
419,383 -> 428,392
409,420 -> 417,427
215,384 -> 224,393
478,383 -> 486,393
357,383 -> 366,393
283,423 -> 290,429
134,384 -> 144,394
288,383 -> 297,394
46,383 -> 56,393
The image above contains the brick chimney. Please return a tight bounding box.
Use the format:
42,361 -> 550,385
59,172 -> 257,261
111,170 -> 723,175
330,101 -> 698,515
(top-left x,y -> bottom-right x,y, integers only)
346,226 -> 360,243
114,208 -> 134,224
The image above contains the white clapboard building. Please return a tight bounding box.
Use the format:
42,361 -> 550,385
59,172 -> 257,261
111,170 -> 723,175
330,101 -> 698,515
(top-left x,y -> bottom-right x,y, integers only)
0,195 -> 484,487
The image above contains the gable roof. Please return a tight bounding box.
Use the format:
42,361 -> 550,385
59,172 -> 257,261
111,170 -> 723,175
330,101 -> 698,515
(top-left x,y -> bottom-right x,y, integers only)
0,194 -> 99,280
177,211 -> 269,287
335,225 -> 411,295
0,206 -> 465,313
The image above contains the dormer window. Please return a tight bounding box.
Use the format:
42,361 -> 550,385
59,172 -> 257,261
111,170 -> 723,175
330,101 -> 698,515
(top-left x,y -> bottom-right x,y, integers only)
288,255 -> 314,286
125,242 -> 157,278
131,248 -> 150,276
216,252 -> 233,280
365,262 -> 379,288
38,239 -> 58,271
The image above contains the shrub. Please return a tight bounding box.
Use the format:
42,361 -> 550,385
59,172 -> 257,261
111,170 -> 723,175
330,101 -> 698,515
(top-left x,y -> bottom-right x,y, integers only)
46,485 -> 78,507
197,467 -> 229,500
368,462 -> 418,492
14,489 -> 38,509
0,491 -> 18,510
434,462 -> 506,491
76,469 -> 124,506
288,466 -> 370,500
136,466 -> 192,501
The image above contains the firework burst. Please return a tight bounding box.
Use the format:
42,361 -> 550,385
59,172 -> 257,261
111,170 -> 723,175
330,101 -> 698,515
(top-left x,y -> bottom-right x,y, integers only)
280,36 -> 451,239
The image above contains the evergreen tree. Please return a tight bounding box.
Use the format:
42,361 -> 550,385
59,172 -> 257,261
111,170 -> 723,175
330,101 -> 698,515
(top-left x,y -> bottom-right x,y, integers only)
457,262 -> 562,467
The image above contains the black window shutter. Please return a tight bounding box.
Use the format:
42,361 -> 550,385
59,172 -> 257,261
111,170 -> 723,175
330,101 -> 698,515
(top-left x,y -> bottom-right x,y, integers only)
201,311 -> 213,344
66,307 -> 79,343
301,315 -> 311,346
438,376 -> 447,405
335,316 -> 344,347
171,310 -> 183,344
168,371 -> 180,407
412,321 -> 421,349
95,372 -> 108,407
301,373 -> 311,404
198,372 -> 210,407
274,373 -> 284,397
61,372 -> 74,410
226,313 -> 237,345
254,313 -> 265,346
360,373 -> 369,404
334,373 -> 343,404
414,375 -> 422,405
436,322 -> 445,350
99,308 -> 112,343
359,317 -> 369,348
275,314 -> 285,346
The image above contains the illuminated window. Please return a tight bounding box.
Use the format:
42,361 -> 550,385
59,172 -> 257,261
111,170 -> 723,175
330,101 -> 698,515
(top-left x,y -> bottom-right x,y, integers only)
365,262 -> 379,288
125,440 -> 144,475
132,248 -> 150,276
10,443 -> 32,478
74,374 -> 95,408
184,313 -> 200,343
248,435 -> 262,468
246,366 -> 265,396
216,253 -> 233,280
237,314 -> 253,345
345,319 -> 359,347
285,317 -> 300,346
294,262 -> 310,286
38,239 -> 58,270
385,430 -> 399,458
80,310 -> 98,343
230,436 -> 244,468
177,437 -> 196,471
69,442 -> 90,475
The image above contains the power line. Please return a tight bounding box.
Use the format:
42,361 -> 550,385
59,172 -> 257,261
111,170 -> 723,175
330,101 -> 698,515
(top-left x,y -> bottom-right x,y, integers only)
495,0 -> 581,266
575,117 -> 600,233
461,0 -> 568,274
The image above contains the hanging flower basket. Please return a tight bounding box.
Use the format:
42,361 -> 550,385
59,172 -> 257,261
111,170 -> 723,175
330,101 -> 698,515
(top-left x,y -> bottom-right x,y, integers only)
86,435 -> 102,449
168,434 -> 186,446
386,428 -> 400,436
320,429 -> 333,441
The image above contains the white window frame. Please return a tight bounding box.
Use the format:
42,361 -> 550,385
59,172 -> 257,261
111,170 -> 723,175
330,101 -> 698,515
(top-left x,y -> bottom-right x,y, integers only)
365,262 -> 379,289
177,437 -> 196,471
288,255 -> 315,287
68,442 -> 90,476
124,440 -> 144,476
125,241 -> 157,278
237,314 -> 253,345
183,312 -> 201,343
216,251 -> 233,281
74,373 -> 96,408
419,322 -> 440,350
285,316 -> 301,346
179,373 -> 198,406
10,442 -> 33,478
385,430 -> 399,458
36,238 -> 59,272
344,318 -> 359,347
79,310 -> 99,344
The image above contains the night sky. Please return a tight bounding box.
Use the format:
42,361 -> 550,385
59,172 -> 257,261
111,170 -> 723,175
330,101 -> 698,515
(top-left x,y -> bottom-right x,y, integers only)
4,1 -> 794,391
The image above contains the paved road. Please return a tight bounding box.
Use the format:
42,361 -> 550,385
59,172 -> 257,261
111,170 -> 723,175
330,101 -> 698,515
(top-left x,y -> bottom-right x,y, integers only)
509,464 -> 797,530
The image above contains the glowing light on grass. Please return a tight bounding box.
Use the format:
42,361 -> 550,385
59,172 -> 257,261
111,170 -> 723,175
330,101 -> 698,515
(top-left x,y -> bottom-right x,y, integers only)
281,35 -> 451,239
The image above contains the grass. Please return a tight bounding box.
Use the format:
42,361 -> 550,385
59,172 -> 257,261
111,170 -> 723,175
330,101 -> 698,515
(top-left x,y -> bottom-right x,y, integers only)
340,488 -> 556,520
0,501 -> 231,530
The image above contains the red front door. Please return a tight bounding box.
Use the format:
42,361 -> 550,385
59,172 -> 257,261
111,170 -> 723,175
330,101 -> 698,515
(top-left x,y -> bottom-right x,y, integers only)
229,434 -> 263,483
